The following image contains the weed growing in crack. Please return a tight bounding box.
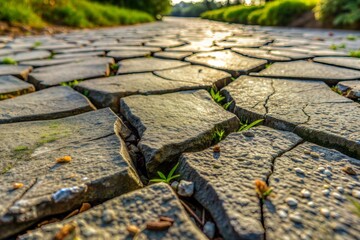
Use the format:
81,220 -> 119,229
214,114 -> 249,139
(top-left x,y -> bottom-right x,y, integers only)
238,119 -> 264,132
347,196 -> 360,217
110,63 -> 119,76
330,43 -> 346,50
212,128 -> 225,143
346,35 -> 357,41
60,80 -> 82,88
33,41 -> 42,47
350,50 -> 360,58
82,90 -> 90,97
255,180 -> 273,201
265,63 -> 272,69
331,86 -> 343,95
209,86 -> 225,104
222,101 -> 233,110
2,57 -> 17,65
14,146 -> 29,151
150,162 -> 180,184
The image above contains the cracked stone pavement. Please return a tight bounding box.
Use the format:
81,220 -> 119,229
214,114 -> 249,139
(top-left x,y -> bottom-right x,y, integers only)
0,17 -> 359,240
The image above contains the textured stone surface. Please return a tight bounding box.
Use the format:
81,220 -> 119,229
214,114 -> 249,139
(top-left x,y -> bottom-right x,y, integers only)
0,65 -> 32,80
28,58 -> 113,89
120,90 -> 240,173
221,76 -> 360,158
0,75 -> 35,99
0,86 -> 94,123
20,58 -> 91,68
185,50 -> 267,77
179,127 -> 302,240
0,109 -> 142,238
154,65 -> 232,89
232,48 -> 290,62
252,61 -> 360,84
337,80 -> 360,100
53,51 -> 105,59
107,50 -> 151,61
1,50 -> 51,62
117,57 -> 189,74
154,51 -> 192,60
75,73 -> 210,112
19,184 -> 206,240
265,142 -> 360,240
314,57 -> 360,71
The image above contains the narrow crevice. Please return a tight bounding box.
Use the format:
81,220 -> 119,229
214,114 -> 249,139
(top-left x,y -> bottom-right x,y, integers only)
263,79 -> 275,117
301,104 -> 311,124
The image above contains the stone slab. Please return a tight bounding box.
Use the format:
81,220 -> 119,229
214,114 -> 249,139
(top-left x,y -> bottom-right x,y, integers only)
1,50 -> 51,62
19,184 -> 206,240
117,57 -> 189,75
0,109 -> 142,238
251,61 -> 360,84
185,50 -> 267,77
179,127 -> 303,240
269,50 -> 312,60
0,75 -> 35,100
337,80 -> 360,100
154,51 -> 193,60
314,57 -> 360,71
20,58 -> 89,68
53,51 -> 106,59
265,142 -> 360,240
0,86 -> 95,123
166,44 -> 223,52
28,58 -> 113,89
154,65 -> 232,89
120,90 -> 240,173
221,76 -> 360,158
0,65 -> 32,80
145,39 -> 185,48
107,50 -> 151,61
232,48 -> 291,62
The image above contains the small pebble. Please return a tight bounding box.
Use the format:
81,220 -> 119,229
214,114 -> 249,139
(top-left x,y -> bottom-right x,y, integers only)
324,169 -> 332,177
56,156 -> 72,163
278,210 -> 288,219
332,192 -> 343,201
243,131 -> 255,137
342,166 -> 356,175
13,183 -> 24,189
323,184 -> 330,189
295,168 -> 305,175
286,197 -> 298,207
352,190 -> 360,199
330,212 -> 340,219
336,187 -> 344,194
213,145 -> 220,153
320,208 -> 330,217
322,189 -> 330,196
102,209 -> 116,223
170,181 -> 179,191
289,213 -> 302,223
317,167 -> 325,173
303,150 -> 310,155
203,221 -> 216,239
127,225 -> 140,235
177,180 -> 194,197
307,201 -> 315,208
301,189 -> 311,198
310,152 -> 320,158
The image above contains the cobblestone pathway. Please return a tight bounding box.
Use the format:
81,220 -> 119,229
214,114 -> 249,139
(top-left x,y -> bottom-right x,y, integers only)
0,18 -> 359,240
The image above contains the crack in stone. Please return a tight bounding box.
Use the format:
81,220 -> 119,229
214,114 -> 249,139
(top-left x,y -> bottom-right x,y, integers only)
263,79 -> 275,117
301,104 -> 311,125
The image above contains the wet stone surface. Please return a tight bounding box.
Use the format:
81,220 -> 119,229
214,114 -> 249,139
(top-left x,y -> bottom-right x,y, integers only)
120,90 -> 240,173
0,109 -> 142,239
19,184 -> 206,240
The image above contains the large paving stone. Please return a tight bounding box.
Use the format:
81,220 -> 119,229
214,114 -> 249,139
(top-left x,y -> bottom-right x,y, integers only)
20,58 -> 89,68
269,50 -> 312,60
221,76 -> 360,158
53,51 -> 106,59
75,73 -> 211,112
28,58 -> 113,89
120,90 -> 240,173
314,57 -> 360,71
166,44 -> 222,52
19,183 -> 206,240
154,65 -> 232,89
185,50 -> 267,77
0,65 -> 32,80
1,50 -> 51,62
216,38 -> 270,48
232,48 -> 291,62
252,61 -> 360,84
264,142 -> 360,240
337,80 -> 360,100
0,109 -> 143,239
179,127 -> 303,240
0,75 -> 35,100
145,39 -> 185,48
107,50 -> 151,61
0,86 -> 95,123
117,57 -> 189,74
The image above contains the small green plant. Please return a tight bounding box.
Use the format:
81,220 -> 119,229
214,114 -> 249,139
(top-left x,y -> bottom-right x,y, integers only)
60,80 -> 82,88
1,163 -> 13,174
330,43 -> 346,50
83,90 -> 90,97
265,63 -> 272,68
150,162 -> 180,184
346,35 -> 357,41
110,63 -> 119,76
348,197 -> 360,217
14,146 -> 29,151
212,128 -> 225,142
2,57 -> 17,65
238,119 -> 264,132
210,87 -> 225,104
33,41 -> 42,47
222,101 -> 233,110
350,50 -> 360,58
331,86 -> 343,95
255,180 -> 273,201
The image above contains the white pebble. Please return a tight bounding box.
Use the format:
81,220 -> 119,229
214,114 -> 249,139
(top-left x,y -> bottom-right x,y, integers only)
102,209 -> 116,223
320,208 -> 330,217
324,169 -> 332,176
352,190 -> 360,199
330,212 -> 340,219
289,213 -> 302,223
322,189 -> 330,196
301,189 -> 311,198
177,180 -> 194,197
332,192 -> 343,201
286,197 -> 298,207
203,221 -> 216,239
307,201 -> 315,208
170,181 -> 179,191
278,210 -> 288,219
336,187 -> 344,193
317,167 -> 325,172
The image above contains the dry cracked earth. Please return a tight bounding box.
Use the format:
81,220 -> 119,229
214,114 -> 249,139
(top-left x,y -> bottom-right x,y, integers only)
0,17 -> 360,240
